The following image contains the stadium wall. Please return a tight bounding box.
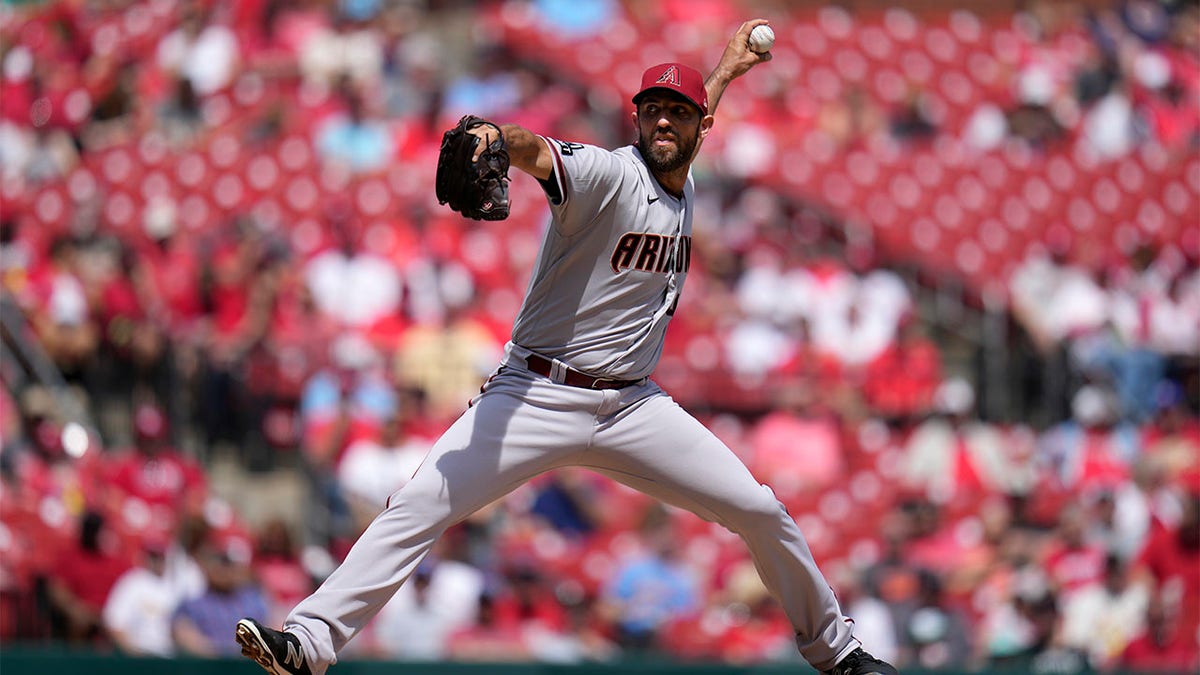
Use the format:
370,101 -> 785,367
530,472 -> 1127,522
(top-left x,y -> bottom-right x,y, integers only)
0,649 -> 1179,675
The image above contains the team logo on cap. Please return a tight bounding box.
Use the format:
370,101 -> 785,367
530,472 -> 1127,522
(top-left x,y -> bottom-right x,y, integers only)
655,65 -> 681,87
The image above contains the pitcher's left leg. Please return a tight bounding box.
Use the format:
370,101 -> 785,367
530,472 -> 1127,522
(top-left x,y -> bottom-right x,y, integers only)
586,390 -> 858,671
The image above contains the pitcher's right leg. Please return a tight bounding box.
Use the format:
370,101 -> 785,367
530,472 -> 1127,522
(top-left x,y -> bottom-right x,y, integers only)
273,374 -> 594,674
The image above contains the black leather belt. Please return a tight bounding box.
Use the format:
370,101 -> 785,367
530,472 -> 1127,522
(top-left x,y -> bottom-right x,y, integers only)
524,354 -> 643,390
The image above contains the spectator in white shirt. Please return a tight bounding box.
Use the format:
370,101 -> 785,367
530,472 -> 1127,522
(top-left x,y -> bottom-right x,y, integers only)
304,211 -> 402,328
102,534 -> 180,657
1058,554 -> 1150,669
157,5 -> 240,96
338,409 -> 432,531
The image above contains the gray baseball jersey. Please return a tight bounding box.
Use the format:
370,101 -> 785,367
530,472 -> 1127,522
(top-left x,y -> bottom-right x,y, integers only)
508,139 -> 693,380
272,137 -> 862,675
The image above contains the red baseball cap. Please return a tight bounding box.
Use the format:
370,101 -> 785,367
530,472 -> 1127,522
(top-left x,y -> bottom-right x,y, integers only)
632,63 -> 709,116
134,403 -> 167,442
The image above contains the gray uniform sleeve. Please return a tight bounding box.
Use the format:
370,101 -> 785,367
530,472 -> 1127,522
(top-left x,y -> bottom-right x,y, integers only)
538,137 -> 626,238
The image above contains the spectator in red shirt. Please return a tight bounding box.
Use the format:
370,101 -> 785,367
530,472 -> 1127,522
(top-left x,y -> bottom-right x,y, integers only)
46,510 -> 132,643
863,317 -> 941,421
93,244 -> 172,429
102,402 -> 207,531
1120,591 -> 1200,673
135,227 -> 204,336
490,562 -> 568,636
713,560 -> 794,664
1040,500 -> 1108,599
748,381 -> 844,501
1135,481 -> 1200,647
1142,398 -> 1200,480
252,518 -> 313,629
445,591 -> 531,662
1134,54 -> 1200,149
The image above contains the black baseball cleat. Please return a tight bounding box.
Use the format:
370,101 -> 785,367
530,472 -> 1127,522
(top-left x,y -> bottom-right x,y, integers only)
826,647 -> 899,675
235,617 -> 313,675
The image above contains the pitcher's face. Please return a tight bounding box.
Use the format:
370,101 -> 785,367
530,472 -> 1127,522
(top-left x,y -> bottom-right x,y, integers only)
634,93 -> 702,174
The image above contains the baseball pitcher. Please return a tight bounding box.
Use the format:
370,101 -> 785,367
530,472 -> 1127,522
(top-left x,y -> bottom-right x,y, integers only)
237,19 -> 897,675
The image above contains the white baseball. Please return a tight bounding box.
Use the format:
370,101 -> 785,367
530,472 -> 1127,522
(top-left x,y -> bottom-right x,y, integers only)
748,24 -> 775,54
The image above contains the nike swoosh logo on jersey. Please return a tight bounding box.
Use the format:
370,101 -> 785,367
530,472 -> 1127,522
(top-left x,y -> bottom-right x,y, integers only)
647,196 -> 659,204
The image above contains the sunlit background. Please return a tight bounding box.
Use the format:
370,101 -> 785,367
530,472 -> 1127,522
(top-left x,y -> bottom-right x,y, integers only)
1,0 -> 1197,673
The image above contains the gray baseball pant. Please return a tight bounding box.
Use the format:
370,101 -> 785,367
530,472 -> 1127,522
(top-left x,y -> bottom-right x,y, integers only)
284,364 -> 859,672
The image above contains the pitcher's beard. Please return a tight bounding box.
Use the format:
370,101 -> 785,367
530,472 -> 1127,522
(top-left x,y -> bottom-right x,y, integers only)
640,130 -> 696,174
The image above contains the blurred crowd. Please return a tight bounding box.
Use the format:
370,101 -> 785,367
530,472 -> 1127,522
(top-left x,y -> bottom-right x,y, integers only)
1,0 -> 1198,673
